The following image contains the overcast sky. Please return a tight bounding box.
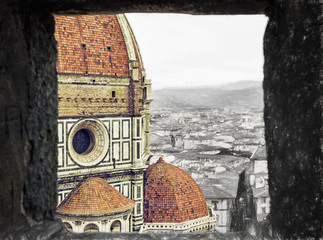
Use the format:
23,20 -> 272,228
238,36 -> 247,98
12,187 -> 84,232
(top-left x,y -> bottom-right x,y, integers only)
126,13 -> 268,90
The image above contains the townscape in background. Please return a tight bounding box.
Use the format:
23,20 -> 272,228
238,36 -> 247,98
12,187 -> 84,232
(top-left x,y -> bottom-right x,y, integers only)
149,87 -> 269,232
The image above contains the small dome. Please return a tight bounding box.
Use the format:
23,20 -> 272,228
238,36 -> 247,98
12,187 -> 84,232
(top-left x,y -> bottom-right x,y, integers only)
56,177 -> 135,217
144,157 -> 208,223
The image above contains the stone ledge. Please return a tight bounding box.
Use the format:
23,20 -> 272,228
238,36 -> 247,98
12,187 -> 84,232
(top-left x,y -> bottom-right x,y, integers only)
0,220 -> 248,240
48,0 -> 268,15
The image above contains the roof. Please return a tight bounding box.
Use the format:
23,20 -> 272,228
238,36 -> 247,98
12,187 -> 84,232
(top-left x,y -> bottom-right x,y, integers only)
54,14 -> 144,77
201,184 -> 235,199
253,187 -> 269,198
56,177 -> 135,217
214,171 -> 240,197
144,157 -> 208,223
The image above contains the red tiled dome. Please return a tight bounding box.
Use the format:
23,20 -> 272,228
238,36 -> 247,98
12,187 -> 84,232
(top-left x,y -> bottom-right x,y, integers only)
54,15 -> 144,77
56,177 -> 135,217
143,157 -> 208,223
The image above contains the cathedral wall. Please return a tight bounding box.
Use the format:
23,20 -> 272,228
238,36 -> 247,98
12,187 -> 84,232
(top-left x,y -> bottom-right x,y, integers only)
57,114 -> 147,231
140,215 -> 216,233
61,213 -> 132,233
57,115 -> 148,175
58,117 -> 131,171
58,75 -> 132,117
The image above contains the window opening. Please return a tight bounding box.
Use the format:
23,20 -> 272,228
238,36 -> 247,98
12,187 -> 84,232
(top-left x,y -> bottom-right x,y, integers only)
84,223 -> 99,232
72,129 -> 94,154
110,221 -> 121,232
262,207 -> 266,214
211,200 -> 218,210
136,119 -> 140,137
64,222 -> 73,232
137,186 -> 141,198
136,142 -> 140,159
137,203 -> 141,215
114,185 -> 121,192
54,13 -> 267,235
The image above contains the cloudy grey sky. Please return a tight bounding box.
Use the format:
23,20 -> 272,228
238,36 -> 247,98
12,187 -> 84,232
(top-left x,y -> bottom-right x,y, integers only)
126,13 -> 268,90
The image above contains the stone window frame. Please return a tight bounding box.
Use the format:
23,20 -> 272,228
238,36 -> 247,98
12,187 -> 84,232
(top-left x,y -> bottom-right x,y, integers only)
1,1 -> 321,239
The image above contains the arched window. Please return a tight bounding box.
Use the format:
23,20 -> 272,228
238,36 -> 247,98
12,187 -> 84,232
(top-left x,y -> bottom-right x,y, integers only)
84,223 -> 99,232
110,220 -> 121,232
64,222 -> 73,232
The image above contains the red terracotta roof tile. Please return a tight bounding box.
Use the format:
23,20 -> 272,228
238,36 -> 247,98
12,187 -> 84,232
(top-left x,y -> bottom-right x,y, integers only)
54,15 -> 130,77
56,177 -> 135,217
144,157 -> 208,223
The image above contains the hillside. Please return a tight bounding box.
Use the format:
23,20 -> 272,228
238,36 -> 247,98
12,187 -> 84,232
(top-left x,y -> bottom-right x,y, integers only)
151,80 -> 263,109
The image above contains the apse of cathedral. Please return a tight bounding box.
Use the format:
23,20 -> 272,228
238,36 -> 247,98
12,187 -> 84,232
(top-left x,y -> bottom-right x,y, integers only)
55,14 -> 216,233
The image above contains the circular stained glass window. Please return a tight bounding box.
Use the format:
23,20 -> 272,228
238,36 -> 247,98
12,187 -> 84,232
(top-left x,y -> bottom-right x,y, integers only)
72,129 -> 94,154
68,119 -> 109,166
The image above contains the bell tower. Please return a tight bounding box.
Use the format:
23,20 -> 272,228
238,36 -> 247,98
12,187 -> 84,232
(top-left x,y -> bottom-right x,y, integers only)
54,14 -> 152,232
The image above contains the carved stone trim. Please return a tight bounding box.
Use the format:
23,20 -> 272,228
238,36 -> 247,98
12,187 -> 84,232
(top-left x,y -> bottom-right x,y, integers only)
67,119 -> 109,166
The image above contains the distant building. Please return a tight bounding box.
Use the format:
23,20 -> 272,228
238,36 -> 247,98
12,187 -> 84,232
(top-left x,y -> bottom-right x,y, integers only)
184,136 -> 231,150
233,141 -> 258,154
253,187 -> 270,222
249,146 -> 270,222
198,146 -> 269,232
250,145 -> 268,174
150,132 -> 169,148
201,185 -> 235,233
170,134 -> 184,149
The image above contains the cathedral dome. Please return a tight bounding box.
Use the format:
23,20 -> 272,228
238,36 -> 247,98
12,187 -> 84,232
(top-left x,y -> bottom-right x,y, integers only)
54,14 -> 151,118
54,14 -> 144,77
143,157 -> 209,223
56,177 -> 135,217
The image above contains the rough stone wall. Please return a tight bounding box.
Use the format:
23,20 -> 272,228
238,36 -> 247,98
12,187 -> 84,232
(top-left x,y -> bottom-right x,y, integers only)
49,0 -> 267,15
0,0 -> 322,239
0,0 -> 58,230
263,1 -> 322,238
0,221 -> 246,240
